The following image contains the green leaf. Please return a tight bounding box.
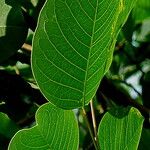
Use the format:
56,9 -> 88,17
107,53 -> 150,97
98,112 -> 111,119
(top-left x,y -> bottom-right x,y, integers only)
0,0 -> 28,63
138,128 -> 150,150
8,102 -> 79,150
0,112 -> 19,138
135,20 -> 150,42
98,107 -> 144,150
132,0 -> 150,23
32,0 -> 136,109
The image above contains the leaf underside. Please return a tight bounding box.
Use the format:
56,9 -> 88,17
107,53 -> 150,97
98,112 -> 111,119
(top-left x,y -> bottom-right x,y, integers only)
8,102 -> 79,150
32,0 -> 136,109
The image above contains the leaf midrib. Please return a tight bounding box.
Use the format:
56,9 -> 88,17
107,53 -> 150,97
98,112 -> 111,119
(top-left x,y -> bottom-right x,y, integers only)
83,0 -> 99,105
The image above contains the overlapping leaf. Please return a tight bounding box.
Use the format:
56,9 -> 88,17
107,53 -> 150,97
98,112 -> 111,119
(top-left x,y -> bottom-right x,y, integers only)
32,0 -> 136,109
8,103 -> 79,150
98,107 -> 144,150
0,0 -> 28,63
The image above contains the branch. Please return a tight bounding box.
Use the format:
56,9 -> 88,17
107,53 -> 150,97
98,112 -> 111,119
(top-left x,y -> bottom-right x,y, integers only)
98,77 -> 150,119
82,108 -> 99,150
90,100 -> 98,141
113,79 -> 142,97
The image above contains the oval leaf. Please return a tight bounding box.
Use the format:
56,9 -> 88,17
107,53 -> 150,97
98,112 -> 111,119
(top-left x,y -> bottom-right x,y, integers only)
0,0 -> 28,63
32,0 -> 136,109
8,103 -> 79,150
98,107 -> 144,150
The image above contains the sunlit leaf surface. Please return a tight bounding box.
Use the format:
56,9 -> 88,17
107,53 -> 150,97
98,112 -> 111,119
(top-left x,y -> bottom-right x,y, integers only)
8,102 -> 79,150
98,107 -> 144,150
32,0 -> 136,109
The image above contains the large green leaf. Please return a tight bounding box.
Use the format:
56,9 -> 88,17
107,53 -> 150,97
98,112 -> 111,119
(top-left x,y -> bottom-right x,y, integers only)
0,0 -> 28,63
98,107 -> 144,150
8,102 -> 79,150
32,0 -> 136,109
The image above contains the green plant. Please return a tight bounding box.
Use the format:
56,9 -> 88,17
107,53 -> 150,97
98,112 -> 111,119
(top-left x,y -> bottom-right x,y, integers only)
0,0 -> 150,150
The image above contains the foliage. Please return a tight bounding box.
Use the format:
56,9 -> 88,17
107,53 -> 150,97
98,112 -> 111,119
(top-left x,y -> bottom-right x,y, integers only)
98,107 -> 143,150
31,0 -> 136,109
8,103 -> 79,150
0,0 -> 150,150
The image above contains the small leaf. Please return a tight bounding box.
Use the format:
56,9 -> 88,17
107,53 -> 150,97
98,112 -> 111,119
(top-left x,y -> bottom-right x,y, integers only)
138,128 -> 150,150
32,0 -> 136,109
8,102 -> 79,150
132,0 -> 150,23
0,112 -> 19,138
98,107 -> 144,150
0,0 -> 28,63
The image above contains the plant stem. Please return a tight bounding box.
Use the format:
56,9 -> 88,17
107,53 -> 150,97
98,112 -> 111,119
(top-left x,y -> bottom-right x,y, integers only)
22,43 -> 32,52
90,100 -> 97,140
82,108 -> 99,150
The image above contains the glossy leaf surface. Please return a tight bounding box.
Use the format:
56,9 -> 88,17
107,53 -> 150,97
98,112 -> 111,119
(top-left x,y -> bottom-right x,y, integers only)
8,102 -> 79,150
98,107 -> 144,150
32,0 -> 136,109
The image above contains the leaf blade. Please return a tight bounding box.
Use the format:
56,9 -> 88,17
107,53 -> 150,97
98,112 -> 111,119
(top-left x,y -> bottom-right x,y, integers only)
98,107 -> 144,150
32,0 -> 136,109
0,112 -> 19,139
8,102 -> 79,150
